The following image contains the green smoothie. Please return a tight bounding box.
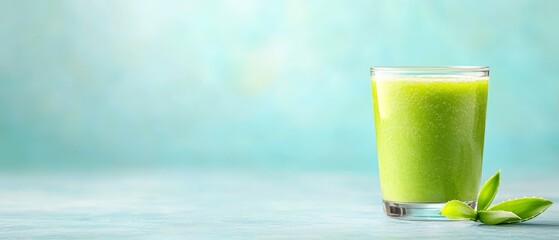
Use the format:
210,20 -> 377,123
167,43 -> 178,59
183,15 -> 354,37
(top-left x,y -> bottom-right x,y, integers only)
372,75 -> 488,203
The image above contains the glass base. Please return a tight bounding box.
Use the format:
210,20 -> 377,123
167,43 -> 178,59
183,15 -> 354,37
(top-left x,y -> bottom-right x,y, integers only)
383,200 -> 476,221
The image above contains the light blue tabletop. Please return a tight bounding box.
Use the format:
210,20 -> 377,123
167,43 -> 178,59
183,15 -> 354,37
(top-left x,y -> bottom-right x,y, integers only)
0,170 -> 557,239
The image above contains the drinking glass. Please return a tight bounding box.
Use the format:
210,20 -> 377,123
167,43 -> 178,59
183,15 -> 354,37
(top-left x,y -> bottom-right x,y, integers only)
371,66 -> 489,220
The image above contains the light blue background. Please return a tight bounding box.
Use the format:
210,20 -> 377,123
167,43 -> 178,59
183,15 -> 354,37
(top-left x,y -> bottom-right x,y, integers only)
1,0 -> 558,174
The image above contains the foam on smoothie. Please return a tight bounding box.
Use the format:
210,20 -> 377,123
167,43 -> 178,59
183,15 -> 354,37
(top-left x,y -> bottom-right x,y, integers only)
372,75 -> 489,82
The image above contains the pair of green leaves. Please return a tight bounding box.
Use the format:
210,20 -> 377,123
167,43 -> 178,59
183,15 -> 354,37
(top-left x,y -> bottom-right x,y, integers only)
440,171 -> 553,225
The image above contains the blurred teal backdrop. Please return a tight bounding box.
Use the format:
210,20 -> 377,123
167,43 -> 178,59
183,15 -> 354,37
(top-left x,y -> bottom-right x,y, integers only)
1,0 -> 558,173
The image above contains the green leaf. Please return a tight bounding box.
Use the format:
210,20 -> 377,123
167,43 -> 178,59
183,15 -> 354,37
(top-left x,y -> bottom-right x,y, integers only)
478,210 -> 520,225
488,197 -> 553,223
477,170 -> 500,211
440,200 -> 477,220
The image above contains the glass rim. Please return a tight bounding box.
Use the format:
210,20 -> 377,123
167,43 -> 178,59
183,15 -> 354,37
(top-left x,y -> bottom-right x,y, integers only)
370,66 -> 489,71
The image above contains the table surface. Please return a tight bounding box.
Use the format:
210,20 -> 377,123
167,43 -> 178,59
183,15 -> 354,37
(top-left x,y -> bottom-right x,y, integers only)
1,170 -> 558,239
